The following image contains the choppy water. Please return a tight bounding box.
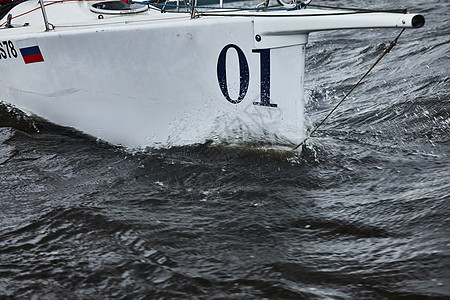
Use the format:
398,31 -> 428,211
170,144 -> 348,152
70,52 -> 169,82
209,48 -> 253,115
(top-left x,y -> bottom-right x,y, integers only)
1,0 -> 449,299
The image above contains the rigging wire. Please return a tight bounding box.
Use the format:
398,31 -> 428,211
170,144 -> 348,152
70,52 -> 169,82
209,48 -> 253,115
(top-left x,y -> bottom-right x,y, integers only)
308,4 -> 407,14
134,0 -> 312,12
292,28 -> 406,151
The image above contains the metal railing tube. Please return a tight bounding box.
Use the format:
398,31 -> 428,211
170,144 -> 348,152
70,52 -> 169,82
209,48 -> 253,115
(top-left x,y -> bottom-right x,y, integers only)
38,0 -> 52,31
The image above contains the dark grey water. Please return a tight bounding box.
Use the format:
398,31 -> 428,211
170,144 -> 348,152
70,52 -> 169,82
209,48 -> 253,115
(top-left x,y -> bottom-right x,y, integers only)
1,0 -> 449,299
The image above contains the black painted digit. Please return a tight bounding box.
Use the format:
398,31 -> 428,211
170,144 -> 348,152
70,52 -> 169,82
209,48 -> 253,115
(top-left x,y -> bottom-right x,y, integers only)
217,44 -> 250,104
252,49 -> 277,107
2,41 -> 10,58
0,43 -> 6,59
8,41 -> 17,58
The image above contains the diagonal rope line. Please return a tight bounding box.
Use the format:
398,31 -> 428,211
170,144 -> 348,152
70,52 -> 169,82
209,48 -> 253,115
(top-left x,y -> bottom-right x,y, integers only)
292,28 -> 406,151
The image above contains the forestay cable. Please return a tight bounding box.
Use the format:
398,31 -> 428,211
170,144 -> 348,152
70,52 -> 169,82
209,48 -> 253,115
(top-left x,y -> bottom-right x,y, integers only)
292,28 -> 406,151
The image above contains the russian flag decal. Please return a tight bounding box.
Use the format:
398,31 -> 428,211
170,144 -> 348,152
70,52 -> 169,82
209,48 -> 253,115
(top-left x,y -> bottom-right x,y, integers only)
17,38 -> 44,64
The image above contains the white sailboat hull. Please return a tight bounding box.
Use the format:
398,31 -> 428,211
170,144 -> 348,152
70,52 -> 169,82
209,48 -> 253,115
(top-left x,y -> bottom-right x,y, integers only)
0,1 -> 423,149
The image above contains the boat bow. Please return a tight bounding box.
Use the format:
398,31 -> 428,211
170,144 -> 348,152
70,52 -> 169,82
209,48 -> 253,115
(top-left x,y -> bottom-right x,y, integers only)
0,1 -> 426,149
